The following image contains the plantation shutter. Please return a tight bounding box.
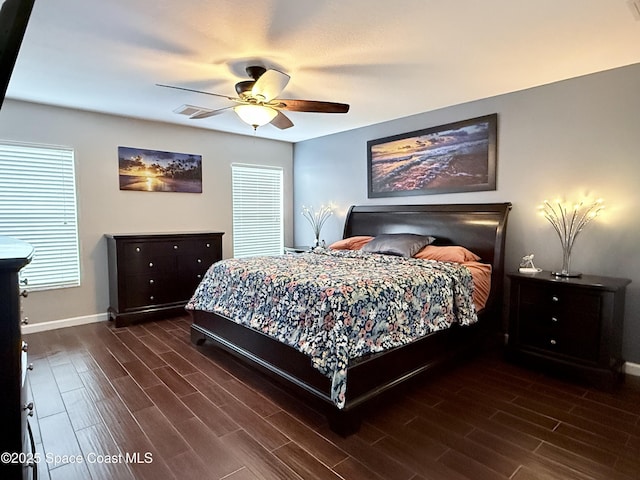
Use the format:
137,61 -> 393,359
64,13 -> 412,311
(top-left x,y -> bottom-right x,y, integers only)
231,164 -> 283,258
0,141 -> 80,290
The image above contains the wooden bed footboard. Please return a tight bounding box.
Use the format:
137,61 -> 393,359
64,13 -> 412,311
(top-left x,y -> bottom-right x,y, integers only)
190,308 -> 488,435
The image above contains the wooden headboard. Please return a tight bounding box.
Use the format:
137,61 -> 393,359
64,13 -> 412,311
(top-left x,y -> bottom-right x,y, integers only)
343,203 -> 512,315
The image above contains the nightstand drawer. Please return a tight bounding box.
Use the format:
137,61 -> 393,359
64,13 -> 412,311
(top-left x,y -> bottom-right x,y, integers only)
520,282 -> 600,315
518,310 -> 601,362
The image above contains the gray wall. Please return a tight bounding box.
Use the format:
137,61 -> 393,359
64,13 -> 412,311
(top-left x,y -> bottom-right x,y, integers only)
293,63 -> 640,363
0,100 -> 294,325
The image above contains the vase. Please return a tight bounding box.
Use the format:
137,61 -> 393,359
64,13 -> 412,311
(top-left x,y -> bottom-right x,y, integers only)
552,243 -> 581,277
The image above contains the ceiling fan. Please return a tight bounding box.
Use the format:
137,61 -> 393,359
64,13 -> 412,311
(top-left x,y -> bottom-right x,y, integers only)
157,65 -> 350,130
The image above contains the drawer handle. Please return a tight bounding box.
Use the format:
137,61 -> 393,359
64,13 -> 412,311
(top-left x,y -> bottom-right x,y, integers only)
149,262 -> 154,268
136,247 -> 141,252
551,317 -> 558,323
197,258 -> 202,263
22,342 -> 28,352
20,278 -> 29,286
21,317 -> 29,325
149,279 -> 154,285
28,363 -> 34,371
20,289 -> 28,298
23,401 -> 34,412
551,296 -> 559,302
197,274 -> 202,279
206,243 -> 211,248
174,245 -> 178,250
550,339 -> 557,345
150,296 -> 154,301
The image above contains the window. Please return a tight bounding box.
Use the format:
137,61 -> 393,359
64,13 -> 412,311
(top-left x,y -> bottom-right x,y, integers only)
0,141 -> 80,290
231,164 -> 283,257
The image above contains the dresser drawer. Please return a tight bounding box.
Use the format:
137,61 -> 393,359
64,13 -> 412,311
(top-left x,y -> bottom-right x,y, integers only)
123,273 -> 182,308
178,254 -> 214,276
122,243 -> 177,273
176,237 -> 221,257
125,238 -> 221,256
123,239 -> 188,257
125,255 -> 176,274
123,239 -> 219,270
176,239 -> 221,291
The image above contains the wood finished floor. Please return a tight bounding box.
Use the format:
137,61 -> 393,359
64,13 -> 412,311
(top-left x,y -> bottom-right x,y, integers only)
24,315 -> 640,480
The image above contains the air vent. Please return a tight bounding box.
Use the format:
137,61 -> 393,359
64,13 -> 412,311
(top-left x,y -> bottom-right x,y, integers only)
173,104 -> 214,117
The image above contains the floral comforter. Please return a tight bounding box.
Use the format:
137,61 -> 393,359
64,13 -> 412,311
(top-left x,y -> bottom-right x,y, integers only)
186,248 -> 477,408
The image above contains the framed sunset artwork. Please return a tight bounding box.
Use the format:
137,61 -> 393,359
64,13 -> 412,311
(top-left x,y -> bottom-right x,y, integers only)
118,146 -> 202,193
367,114 -> 497,197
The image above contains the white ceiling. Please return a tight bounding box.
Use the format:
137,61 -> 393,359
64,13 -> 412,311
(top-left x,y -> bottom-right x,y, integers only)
6,0 -> 640,143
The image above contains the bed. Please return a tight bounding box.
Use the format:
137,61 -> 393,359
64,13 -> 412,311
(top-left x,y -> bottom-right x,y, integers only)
188,203 -> 511,434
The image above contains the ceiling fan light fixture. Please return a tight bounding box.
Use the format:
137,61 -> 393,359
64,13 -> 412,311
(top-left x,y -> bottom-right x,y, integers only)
233,104 -> 277,129
158,65 -> 349,132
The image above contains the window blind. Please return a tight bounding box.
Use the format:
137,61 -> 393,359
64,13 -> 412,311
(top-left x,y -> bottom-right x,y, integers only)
231,164 -> 283,258
0,142 -> 80,290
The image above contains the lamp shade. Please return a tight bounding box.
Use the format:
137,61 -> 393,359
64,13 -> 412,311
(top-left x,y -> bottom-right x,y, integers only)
234,105 -> 278,128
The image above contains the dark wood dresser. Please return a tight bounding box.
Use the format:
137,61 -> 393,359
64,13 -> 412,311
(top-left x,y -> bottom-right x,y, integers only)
106,232 -> 223,327
507,270 -> 631,389
0,236 -> 36,480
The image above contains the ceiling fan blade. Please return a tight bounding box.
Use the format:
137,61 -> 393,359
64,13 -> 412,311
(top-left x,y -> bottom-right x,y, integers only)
270,111 -> 294,130
251,69 -> 290,102
156,83 -> 237,101
274,99 -> 349,113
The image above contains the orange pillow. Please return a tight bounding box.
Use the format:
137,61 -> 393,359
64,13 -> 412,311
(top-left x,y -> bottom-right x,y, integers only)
329,236 -> 374,250
414,245 -> 480,263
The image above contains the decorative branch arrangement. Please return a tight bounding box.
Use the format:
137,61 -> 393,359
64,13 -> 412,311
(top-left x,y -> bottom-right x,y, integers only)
539,198 -> 604,276
301,205 -> 333,246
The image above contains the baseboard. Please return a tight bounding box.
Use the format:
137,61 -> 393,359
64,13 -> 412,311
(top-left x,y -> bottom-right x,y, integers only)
624,361 -> 640,377
21,312 -> 108,334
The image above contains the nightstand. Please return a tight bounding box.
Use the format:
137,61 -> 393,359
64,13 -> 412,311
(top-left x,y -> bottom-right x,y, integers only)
506,270 -> 631,389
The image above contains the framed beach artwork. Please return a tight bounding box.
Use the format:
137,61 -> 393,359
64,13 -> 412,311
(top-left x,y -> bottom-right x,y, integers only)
118,146 -> 202,193
367,114 -> 497,198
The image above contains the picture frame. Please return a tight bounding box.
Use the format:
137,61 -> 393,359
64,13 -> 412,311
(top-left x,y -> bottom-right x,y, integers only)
367,114 -> 497,198
118,146 -> 202,193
